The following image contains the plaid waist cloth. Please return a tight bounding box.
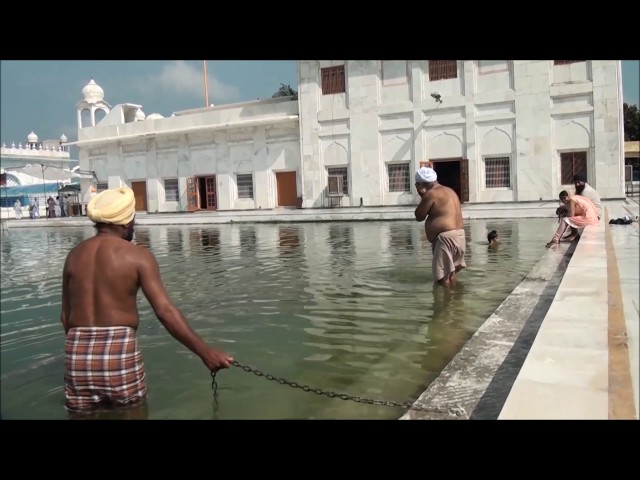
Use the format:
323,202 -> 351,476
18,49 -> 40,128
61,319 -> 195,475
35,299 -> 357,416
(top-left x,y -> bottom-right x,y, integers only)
64,326 -> 147,411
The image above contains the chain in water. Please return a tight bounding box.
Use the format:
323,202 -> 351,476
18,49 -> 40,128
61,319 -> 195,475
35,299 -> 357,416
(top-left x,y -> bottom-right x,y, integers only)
211,371 -> 219,417
210,360 -> 466,418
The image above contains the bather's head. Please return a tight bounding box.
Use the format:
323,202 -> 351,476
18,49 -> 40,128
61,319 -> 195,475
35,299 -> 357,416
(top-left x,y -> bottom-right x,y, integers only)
87,187 -> 137,242
559,190 -> 570,205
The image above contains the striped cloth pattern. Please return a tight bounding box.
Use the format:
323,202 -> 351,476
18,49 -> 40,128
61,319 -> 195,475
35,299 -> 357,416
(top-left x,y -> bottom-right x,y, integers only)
64,326 -> 147,412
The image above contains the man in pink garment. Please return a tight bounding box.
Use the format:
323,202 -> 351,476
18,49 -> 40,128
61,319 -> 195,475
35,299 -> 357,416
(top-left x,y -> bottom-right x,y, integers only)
546,190 -> 599,248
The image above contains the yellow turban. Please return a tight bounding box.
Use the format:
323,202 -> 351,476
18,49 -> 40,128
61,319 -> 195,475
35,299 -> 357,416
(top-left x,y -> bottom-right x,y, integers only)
87,187 -> 136,225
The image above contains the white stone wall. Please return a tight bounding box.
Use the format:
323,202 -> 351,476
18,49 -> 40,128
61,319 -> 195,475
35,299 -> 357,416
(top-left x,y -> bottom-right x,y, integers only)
298,60 -> 624,206
78,99 -> 301,212
76,60 -> 624,211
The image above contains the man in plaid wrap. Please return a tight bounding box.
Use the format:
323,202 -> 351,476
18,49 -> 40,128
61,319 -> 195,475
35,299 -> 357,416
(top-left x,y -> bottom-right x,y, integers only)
61,187 -> 234,413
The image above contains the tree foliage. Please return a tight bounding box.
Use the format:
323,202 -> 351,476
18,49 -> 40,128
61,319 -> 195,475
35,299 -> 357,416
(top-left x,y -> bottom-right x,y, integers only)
624,102 -> 640,141
272,83 -> 298,100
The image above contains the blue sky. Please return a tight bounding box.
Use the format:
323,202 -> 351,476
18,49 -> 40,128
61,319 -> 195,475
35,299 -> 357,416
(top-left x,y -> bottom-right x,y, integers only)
1,60 -> 638,156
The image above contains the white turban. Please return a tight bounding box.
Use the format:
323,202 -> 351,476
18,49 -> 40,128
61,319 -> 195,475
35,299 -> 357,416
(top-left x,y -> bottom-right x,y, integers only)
415,167 -> 437,183
87,187 -> 136,225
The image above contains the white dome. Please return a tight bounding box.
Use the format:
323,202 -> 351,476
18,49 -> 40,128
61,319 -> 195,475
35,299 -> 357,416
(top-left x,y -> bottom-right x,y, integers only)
146,113 -> 164,120
82,79 -> 105,103
135,109 -> 146,121
60,133 -> 68,142
27,131 -> 38,143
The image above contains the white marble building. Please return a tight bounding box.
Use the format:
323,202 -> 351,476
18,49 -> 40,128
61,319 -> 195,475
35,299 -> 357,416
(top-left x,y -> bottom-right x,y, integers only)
67,61 -> 625,213
0,131 -> 77,218
298,60 -> 625,208
71,79 -> 300,213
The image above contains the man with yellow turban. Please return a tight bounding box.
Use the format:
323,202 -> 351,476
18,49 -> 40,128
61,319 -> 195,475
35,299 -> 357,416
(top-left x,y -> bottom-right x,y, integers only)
60,186 -> 233,414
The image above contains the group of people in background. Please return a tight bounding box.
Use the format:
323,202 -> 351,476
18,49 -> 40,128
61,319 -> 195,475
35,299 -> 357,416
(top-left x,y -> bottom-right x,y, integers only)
483,174 -> 605,250
11,194 -> 71,220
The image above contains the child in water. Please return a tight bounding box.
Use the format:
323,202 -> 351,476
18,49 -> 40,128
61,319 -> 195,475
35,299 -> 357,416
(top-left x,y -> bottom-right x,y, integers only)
487,230 -> 500,248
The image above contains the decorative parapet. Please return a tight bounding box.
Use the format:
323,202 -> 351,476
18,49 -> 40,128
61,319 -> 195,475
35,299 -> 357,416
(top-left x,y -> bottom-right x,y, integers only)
1,142 -> 70,159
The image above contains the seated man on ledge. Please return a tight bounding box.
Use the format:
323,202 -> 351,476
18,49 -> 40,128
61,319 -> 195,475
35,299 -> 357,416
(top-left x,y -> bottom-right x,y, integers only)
61,186 -> 233,414
546,190 -> 599,248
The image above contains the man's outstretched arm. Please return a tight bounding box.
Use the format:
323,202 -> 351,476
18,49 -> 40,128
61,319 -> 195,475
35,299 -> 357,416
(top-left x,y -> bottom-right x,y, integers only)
136,246 -> 233,372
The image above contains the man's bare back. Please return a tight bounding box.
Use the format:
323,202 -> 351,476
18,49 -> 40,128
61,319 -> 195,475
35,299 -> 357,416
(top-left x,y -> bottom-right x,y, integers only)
61,226 -> 233,372
62,235 -> 148,331
415,184 -> 464,243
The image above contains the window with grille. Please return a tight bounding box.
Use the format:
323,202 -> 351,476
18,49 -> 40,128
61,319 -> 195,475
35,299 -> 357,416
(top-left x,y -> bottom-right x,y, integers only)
96,182 -> 108,192
164,178 -> 179,202
554,60 -> 585,65
327,167 -> 348,195
429,60 -> 457,81
237,174 -> 254,199
388,163 -> 410,192
484,157 -> 511,188
321,65 -> 346,95
560,151 -> 587,184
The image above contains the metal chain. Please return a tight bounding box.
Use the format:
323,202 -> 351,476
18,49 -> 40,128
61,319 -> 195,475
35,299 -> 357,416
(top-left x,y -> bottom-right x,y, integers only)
211,370 -> 219,416
210,360 -> 466,417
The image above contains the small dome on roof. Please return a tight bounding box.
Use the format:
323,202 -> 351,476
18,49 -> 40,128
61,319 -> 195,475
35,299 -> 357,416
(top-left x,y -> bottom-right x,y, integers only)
146,113 -> 164,120
82,78 -> 105,103
60,133 -> 68,142
27,131 -> 38,142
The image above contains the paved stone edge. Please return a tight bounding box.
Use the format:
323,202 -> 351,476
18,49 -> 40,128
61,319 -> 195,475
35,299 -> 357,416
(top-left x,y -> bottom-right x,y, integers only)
399,241 -> 576,420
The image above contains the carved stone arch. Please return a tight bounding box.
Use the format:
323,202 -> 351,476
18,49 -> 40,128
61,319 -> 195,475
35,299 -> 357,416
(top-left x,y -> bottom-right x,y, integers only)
323,141 -> 348,164
559,119 -> 591,147
429,131 -> 463,158
481,127 -> 512,154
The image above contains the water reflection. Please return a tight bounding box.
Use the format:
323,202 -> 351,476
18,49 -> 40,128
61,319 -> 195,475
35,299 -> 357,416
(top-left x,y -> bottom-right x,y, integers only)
167,228 -> 183,254
200,228 -> 220,252
0,219 -> 557,420
278,226 -> 301,253
329,224 -> 355,269
389,223 -> 414,251
240,226 -> 257,256
135,229 -> 151,248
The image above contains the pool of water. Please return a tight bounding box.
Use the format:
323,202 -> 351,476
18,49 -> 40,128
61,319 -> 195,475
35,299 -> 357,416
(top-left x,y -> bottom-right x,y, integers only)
0,218 -> 556,419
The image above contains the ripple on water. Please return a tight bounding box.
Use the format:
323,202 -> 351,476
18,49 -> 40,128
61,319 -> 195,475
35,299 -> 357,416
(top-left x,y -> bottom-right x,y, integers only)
1,219 -> 555,419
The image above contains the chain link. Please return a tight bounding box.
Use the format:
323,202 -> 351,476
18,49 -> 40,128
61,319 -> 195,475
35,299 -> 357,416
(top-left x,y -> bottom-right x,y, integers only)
210,360 -> 466,418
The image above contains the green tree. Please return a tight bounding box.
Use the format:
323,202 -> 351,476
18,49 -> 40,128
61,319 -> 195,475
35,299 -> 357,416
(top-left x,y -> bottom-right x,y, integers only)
272,83 -> 298,100
624,102 -> 640,141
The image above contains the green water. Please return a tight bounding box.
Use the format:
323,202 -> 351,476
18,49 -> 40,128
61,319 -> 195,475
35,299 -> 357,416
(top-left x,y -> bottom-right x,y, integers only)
0,219 -> 555,419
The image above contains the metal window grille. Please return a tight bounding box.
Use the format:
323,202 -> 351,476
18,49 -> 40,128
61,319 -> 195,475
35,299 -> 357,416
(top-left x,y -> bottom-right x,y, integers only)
321,65 -> 346,95
327,167 -> 348,194
428,60 -> 457,81
560,151 -> 587,184
388,163 -> 410,192
164,178 -> 179,202
484,157 -> 511,188
97,182 -> 108,192
237,174 -> 254,199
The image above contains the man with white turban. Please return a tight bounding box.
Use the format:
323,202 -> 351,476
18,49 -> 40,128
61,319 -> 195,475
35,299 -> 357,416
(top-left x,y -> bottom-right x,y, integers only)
60,186 -> 233,415
414,166 -> 466,288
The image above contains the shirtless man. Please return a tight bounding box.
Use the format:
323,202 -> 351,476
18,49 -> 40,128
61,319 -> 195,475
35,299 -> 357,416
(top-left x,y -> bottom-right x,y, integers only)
61,187 -> 233,413
414,166 -> 466,288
